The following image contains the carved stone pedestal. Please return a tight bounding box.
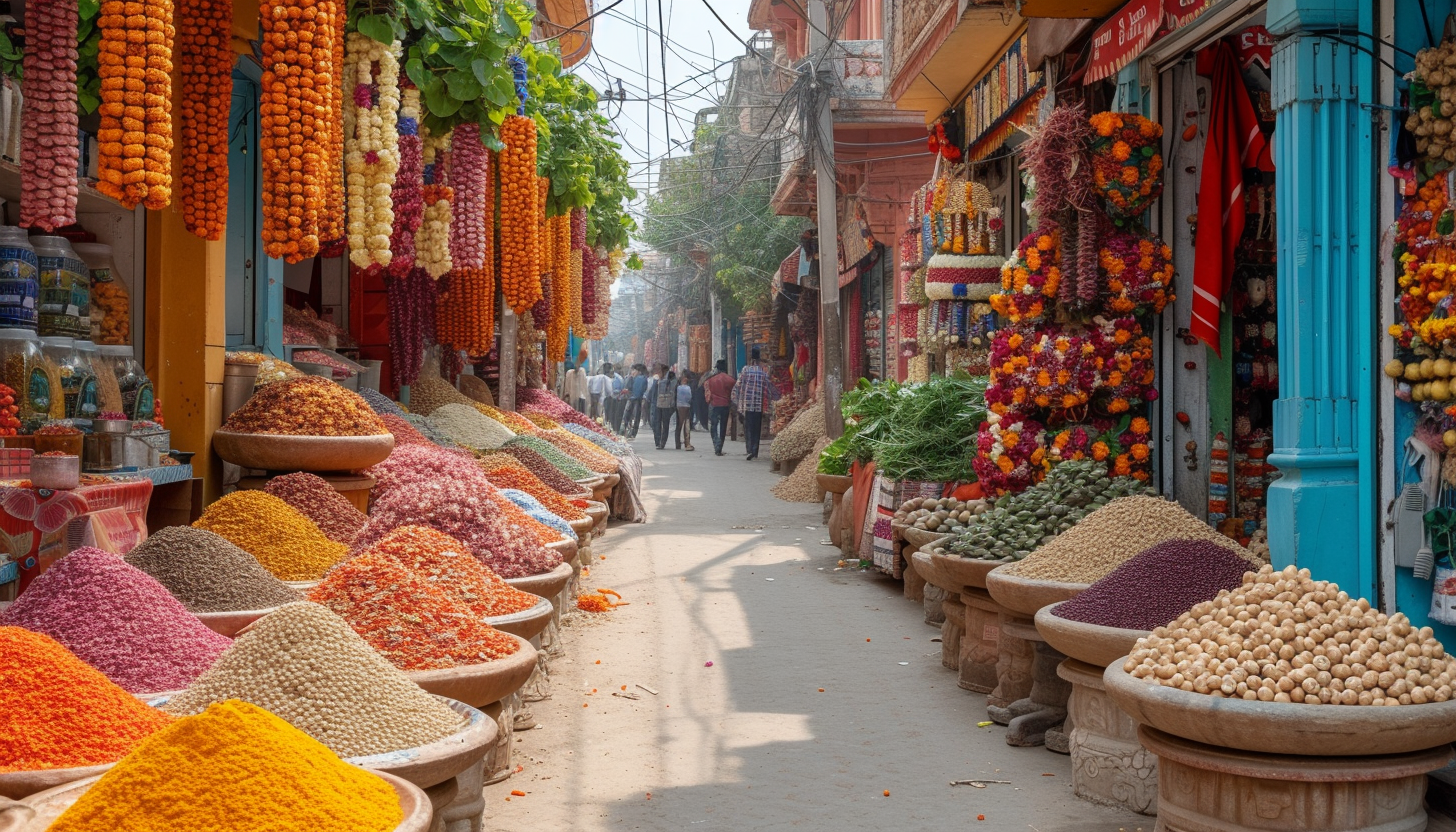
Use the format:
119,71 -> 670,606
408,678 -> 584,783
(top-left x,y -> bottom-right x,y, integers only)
987,612 -> 1034,717
903,557 -> 926,602
1058,658 -> 1156,814
480,700 -> 515,786
987,619 -> 1069,747
958,589 -> 999,694
940,595 -> 965,672
923,583 -> 947,626
1139,726 -> 1451,832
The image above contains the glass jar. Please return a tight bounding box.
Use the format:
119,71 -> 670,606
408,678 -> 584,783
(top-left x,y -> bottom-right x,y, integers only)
70,242 -> 130,345
30,236 -> 90,339
0,328 -> 56,430
100,344 -> 153,421
41,336 -> 99,420
0,227 -> 38,331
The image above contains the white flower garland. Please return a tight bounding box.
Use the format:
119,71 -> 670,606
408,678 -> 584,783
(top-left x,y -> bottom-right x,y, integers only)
344,33 -> 401,269
417,128 -> 453,279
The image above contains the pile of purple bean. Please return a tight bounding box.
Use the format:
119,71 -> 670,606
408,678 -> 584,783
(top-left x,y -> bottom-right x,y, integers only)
1054,538 -> 1256,631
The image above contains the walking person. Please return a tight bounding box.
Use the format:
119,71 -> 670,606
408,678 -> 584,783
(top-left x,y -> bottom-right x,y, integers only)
563,361 -> 589,413
587,364 -> 610,420
608,365 -> 627,433
733,351 -> 779,461
645,365 -> 661,442
704,359 -> 735,456
676,372 -> 695,451
654,367 -> 677,450
624,365 -> 648,439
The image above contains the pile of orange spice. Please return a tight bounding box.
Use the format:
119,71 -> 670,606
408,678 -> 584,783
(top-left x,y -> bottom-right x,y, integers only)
482,467 -> 588,521
0,626 -> 174,772
358,526 -> 540,617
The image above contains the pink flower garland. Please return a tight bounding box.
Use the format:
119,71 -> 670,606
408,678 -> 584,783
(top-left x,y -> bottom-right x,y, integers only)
580,244 -> 598,325
21,0 -> 79,232
449,123 -> 489,270
386,268 -> 437,389
388,82 -> 424,279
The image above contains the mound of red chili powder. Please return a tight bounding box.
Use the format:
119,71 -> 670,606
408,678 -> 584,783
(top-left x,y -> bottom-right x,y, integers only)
0,626 -> 174,772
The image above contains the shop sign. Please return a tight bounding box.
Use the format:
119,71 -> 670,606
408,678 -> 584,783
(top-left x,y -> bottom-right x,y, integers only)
1234,25 -> 1273,71
1164,0 -> 1211,29
1085,0 -> 1164,84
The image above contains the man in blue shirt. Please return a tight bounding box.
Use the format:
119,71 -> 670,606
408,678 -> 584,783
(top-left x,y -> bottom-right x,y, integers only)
731,350 -> 779,461
623,365 -> 649,439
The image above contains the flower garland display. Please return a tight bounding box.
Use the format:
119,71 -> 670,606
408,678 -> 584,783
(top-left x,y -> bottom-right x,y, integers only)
20,0 -> 80,232
1098,228 -> 1176,316
317,1 -> 346,253
499,114 -> 543,313
580,241 -> 597,325
448,124 -> 490,269
417,131 -> 453,279
259,0 -> 330,262
1089,111 -> 1164,220
1048,416 -> 1152,482
990,229 -> 1061,323
343,32 -> 400,270
388,83 -> 424,278
972,414 -> 1048,495
546,211 -> 571,360
386,268 -> 436,388
174,0 -> 232,239
96,0 -> 174,211
569,207 -> 586,329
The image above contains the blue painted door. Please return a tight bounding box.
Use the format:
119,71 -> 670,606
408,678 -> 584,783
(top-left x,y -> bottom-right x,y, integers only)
225,70 -> 259,348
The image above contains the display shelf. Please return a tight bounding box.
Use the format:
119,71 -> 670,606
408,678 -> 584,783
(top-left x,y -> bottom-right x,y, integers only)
0,158 -> 132,217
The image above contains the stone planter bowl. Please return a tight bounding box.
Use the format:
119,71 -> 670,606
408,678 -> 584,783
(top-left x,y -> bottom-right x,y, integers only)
193,607 -> 282,639
932,551 -> 1000,592
406,636 -> 538,708
1034,602 -> 1150,668
900,527 -> 946,552
484,596 -> 554,641
350,698 -> 497,791
985,565 -> 1089,619
568,516 -> 594,539
11,769 -> 431,832
816,473 -> 851,494
1103,658 -> 1456,756
212,429 -> 395,472
910,548 -> 955,594
503,561 -> 573,607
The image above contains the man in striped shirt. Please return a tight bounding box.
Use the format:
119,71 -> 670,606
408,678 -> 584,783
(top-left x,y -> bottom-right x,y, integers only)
732,351 -> 779,461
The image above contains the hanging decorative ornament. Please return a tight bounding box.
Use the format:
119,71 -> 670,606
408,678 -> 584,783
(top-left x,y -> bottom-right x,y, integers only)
343,32 -> 400,270
96,0 -> 174,210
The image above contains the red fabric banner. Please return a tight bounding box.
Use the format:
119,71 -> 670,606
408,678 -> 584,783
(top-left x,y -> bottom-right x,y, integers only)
1164,0 -> 1211,28
1085,0 -> 1163,84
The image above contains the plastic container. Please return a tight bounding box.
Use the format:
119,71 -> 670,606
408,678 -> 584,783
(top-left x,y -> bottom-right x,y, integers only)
40,336 -> 99,420
29,236 -> 89,339
99,344 -> 153,421
0,328 -> 56,430
71,242 -> 130,345
0,226 -> 39,330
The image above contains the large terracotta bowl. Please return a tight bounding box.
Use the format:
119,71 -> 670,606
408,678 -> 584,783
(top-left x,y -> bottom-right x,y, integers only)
1103,659 -> 1456,756
568,516 -> 594,539
1034,602 -> 1150,668
900,527 -> 947,552
350,698 -> 496,790
194,607 -> 282,639
406,636 -> 538,708
910,548 -> 954,593
546,537 -> 576,558
14,769 -> 431,831
816,473 -> 851,494
212,430 -> 395,472
984,565 -> 1089,619
503,561 -> 573,604
932,552 -> 1000,592
484,596 -> 554,640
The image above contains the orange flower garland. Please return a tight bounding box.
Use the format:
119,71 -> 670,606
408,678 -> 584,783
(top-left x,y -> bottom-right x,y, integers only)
317,0 -> 346,250
175,0 -> 233,239
258,0 -> 334,263
547,212 -> 571,361
569,207 -> 586,330
499,114 -> 542,313
96,0 -> 175,210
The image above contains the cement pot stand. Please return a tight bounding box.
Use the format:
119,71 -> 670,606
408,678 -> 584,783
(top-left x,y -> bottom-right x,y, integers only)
1137,725 -> 1452,832
353,698 -> 495,832
406,636 -> 538,709
911,548 -> 964,671
1035,603 -> 1155,815
503,562 -> 573,611
984,566 -> 1087,747
817,474 -> 852,548
931,553 -> 1002,694
211,429 -> 395,472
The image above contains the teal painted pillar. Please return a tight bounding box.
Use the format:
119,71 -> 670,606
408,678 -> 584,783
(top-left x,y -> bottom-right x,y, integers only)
1265,0 -> 1377,600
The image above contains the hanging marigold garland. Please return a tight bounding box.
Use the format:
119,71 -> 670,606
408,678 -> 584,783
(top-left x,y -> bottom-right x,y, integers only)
546,212 -> 571,361
499,114 -> 542,313
388,82 -> 423,278
259,0 -> 331,262
175,0 -> 233,239
96,0 -> 174,210
569,207 -> 586,330
317,0 -> 346,253
343,32 -> 399,270
417,129 -> 453,279
20,0 -> 79,232
580,242 -> 597,325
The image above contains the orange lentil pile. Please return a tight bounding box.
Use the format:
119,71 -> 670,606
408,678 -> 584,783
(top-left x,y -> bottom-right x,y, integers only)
534,430 -> 618,474
358,526 -> 540,617
487,490 -> 565,545
0,626 -> 174,772
482,467 -> 587,521
307,550 -> 520,670
221,376 -> 387,436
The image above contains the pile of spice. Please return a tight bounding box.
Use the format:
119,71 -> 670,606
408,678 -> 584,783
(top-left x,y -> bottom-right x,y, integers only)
1,626 -> 174,773
1053,539 -> 1256,631
35,423 -> 82,435
478,452 -> 531,475
504,436 -> 594,480
291,350 -> 359,379
227,349 -> 304,386
563,422 -> 631,455
517,387 -> 617,436
356,478 -> 562,578
46,700 -> 405,832
403,412 -> 460,447
486,489 -> 566,545
220,376 -> 387,436
379,412 -> 434,446
359,526 -> 540,617
194,491 -> 349,581
496,445 -> 592,496
358,386 -> 407,418
407,373 -> 476,416
482,466 -> 588,520
1008,496 -> 1261,584
307,550 -> 521,670
500,489 -> 575,540
368,443 -> 486,502
264,472 -> 369,545
532,429 -> 619,473
124,527 -> 302,613
0,548 -> 231,693
1126,565 -> 1451,706
164,602 -> 465,757
427,403 -> 515,449
476,403 -> 537,433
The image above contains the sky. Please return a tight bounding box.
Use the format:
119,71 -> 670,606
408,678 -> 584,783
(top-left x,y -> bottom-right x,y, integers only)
569,0 -> 760,230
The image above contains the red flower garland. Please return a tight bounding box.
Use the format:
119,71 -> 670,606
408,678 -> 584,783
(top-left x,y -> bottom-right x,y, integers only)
21,0 -> 79,232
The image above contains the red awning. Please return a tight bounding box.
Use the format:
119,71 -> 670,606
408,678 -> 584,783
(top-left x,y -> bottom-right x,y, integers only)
1164,0 -> 1211,28
1085,0 -> 1163,83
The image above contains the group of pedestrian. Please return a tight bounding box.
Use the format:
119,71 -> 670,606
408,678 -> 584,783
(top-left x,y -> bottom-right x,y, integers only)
558,351 -> 780,460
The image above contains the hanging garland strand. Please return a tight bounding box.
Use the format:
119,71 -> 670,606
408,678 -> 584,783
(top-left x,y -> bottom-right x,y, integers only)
175,0 -> 232,239
343,32 -> 400,270
96,0 -> 174,210
388,81 -> 424,278
21,0 -> 79,232
259,0 -> 330,262
499,112 -> 542,313
317,0 -> 346,254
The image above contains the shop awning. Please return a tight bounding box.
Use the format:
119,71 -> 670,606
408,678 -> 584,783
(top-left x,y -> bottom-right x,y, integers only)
774,248 -> 802,296
1164,0 -> 1213,28
1084,0 -> 1163,83
536,0 -> 594,67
